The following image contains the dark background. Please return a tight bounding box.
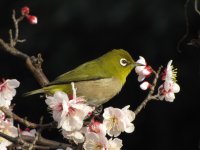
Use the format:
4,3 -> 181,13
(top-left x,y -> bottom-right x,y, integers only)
0,0 -> 200,150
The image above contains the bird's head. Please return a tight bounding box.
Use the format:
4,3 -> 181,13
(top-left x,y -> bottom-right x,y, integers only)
98,49 -> 141,84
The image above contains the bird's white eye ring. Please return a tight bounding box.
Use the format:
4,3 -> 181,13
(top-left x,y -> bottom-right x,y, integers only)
120,58 -> 128,67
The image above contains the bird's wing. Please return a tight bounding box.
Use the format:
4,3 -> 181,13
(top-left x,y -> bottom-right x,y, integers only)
47,60 -> 112,86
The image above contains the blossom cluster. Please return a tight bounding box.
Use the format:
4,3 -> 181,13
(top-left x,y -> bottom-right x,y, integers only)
45,83 -> 136,150
0,79 -> 37,150
0,79 -> 19,149
158,60 -> 180,102
135,57 -> 180,102
0,57 -> 180,150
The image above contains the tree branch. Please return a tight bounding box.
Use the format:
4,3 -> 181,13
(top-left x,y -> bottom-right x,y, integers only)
134,66 -> 163,116
195,0 -> 200,15
9,10 -> 26,47
0,38 -> 49,86
0,107 -> 57,129
0,9 -> 49,86
0,8 -> 82,150
176,0 -> 191,53
0,132 -> 74,150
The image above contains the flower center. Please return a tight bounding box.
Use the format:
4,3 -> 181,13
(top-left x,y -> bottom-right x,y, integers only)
89,122 -> 101,133
0,82 -> 6,92
96,143 -> 104,150
109,116 -> 119,131
68,107 -> 76,116
171,66 -> 178,82
56,103 -> 63,112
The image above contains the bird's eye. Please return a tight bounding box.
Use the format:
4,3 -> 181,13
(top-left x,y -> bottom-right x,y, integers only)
120,58 -> 128,67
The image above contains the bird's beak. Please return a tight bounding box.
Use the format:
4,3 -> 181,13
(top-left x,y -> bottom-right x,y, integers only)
135,62 -> 144,66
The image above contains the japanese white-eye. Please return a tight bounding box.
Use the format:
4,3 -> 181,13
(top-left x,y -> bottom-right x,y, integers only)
25,49 -> 139,106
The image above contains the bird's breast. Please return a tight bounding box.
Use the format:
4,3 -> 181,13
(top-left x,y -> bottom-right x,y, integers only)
74,77 -> 123,106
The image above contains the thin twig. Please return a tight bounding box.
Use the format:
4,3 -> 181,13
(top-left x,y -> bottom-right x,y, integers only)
28,117 -> 44,150
9,10 -> 25,47
0,107 -> 57,129
0,132 -> 73,149
134,66 -> 163,116
24,134 -> 74,149
195,0 -> 200,15
177,0 -> 191,53
0,132 -> 18,144
0,38 -> 49,86
0,9 -> 80,150
0,9 -> 49,86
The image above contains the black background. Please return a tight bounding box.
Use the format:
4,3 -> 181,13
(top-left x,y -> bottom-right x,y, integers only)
0,0 -> 200,150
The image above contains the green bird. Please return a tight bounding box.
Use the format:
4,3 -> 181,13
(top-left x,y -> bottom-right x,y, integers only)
25,49 -> 139,106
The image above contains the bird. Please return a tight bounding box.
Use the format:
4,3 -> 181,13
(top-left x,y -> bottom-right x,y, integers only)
25,49 -> 139,106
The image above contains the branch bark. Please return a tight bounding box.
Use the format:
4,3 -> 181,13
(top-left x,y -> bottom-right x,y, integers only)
0,107 -> 57,129
0,9 -> 74,150
0,38 -> 49,86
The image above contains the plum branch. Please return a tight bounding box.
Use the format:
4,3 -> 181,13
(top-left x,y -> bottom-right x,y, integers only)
0,9 -> 49,87
0,132 -> 74,150
0,5 -> 181,150
134,66 -> 163,116
0,9 -> 73,150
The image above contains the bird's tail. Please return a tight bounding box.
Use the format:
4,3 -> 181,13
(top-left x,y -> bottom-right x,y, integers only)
23,84 -> 71,97
23,88 -> 45,96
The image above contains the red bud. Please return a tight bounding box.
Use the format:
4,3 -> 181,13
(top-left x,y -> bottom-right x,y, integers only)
21,6 -> 30,16
26,15 -> 38,24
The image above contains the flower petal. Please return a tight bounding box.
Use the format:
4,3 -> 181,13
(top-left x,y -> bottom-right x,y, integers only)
138,75 -> 145,82
6,79 -> 20,88
172,83 -> 180,93
140,81 -> 150,90
165,92 -> 175,102
108,138 -> 123,150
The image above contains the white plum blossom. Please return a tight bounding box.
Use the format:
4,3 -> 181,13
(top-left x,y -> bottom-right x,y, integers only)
45,91 -> 69,123
158,81 -> 180,102
121,105 -> 135,132
0,118 -> 18,147
162,60 -> 176,81
0,79 -> 20,108
82,119 -> 123,149
62,119 -> 107,145
45,83 -> 94,132
83,132 -> 123,150
103,105 -> 135,137
62,129 -> 85,144
135,56 -> 152,82
103,107 -> 124,137
158,60 -> 180,102
58,96 -> 94,131
83,132 -> 108,150
108,138 -> 123,150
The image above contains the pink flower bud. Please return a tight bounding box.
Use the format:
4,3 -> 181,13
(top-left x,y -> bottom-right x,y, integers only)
21,6 -> 30,16
26,15 -> 38,24
140,81 -> 151,90
161,69 -> 167,80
